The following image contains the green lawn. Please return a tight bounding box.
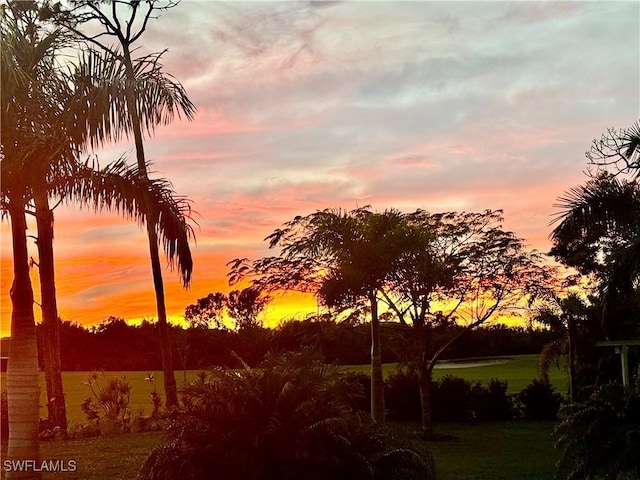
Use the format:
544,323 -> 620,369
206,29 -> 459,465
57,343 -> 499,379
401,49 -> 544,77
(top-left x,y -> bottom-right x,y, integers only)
1,370 -> 204,424
0,354 -> 567,424
1,421 -> 557,480
1,355 -> 563,479
391,420 -> 558,480
1,431 -> 163,480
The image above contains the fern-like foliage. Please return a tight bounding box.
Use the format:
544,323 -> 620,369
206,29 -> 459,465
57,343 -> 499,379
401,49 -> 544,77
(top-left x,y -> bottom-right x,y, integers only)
138,351 -> 434,480
554,383 -> 640,480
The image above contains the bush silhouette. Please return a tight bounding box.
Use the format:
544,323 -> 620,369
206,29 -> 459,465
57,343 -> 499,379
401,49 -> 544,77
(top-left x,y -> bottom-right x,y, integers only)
517,379 -> 563,420
384,371 -> 514,423
471,378 -> 513,421
433,375 -> 473,422
384,371 -> 421,421
138,351 -> 434,480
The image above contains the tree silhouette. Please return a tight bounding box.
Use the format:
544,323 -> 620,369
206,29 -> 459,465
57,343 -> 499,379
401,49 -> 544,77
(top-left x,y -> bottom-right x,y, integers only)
586,121 -> 640,178
227,288 -> 269,331
185,292 -> 227,330
381,210 -> 556,434
229,207 -> 408,425
53,0 -> 196,407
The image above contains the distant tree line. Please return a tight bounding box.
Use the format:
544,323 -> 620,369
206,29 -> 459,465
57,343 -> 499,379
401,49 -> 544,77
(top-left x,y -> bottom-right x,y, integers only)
0,316 -> 556,372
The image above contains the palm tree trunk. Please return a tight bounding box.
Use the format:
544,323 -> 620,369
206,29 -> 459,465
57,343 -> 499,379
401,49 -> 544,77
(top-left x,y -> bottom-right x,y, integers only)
7,200 -> 41,480
146,212 -> 178,408
33,192 -> 67,430
122,44 -> 178,408
369,291 -> 385,425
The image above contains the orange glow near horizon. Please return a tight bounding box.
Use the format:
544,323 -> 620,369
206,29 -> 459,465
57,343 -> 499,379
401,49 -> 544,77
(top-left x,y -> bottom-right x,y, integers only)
1,2 -> 637,338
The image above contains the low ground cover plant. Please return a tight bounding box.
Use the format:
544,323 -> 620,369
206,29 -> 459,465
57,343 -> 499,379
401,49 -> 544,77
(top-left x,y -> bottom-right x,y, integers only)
65,372 -> 167,438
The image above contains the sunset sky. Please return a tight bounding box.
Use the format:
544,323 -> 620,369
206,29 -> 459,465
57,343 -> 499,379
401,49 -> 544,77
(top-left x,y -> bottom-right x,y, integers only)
1,1 -> 639,337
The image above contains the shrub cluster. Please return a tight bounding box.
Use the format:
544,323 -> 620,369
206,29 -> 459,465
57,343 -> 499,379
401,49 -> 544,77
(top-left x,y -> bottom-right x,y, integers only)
554,383 -> 640,480
515,379 -> 563,420
384,371 -> 562,422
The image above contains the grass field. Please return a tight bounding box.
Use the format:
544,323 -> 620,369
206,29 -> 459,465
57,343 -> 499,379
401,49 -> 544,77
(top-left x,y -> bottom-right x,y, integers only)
0,421 -> 558,480
393,421 -> 558,480
0,354 -> 567,424
1,355 -> 564,479
0,431 -> 163,480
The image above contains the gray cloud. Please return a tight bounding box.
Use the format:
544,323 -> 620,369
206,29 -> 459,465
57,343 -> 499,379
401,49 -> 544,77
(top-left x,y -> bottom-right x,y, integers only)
6,1 -> 635,329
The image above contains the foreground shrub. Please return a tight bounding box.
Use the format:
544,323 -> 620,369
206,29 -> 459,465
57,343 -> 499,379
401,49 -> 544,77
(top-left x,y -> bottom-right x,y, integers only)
554,383 -> 640,480
139,352 -> 434,480
342,371 -> 371,413
517,379 -> 563,420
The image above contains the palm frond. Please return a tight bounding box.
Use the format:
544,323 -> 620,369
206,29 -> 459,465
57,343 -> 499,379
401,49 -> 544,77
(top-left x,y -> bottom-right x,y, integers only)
69,48 -> 195,150
551,174 -> 640,241
621,121 -> 640,167
51,159 -> 195,287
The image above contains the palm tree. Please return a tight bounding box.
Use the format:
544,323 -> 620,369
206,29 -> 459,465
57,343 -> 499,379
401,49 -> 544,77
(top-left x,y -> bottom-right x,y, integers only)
54,159 -> 194,286
54,1 -> 196,407
1,3 -> 74,476
534,294 -> 590,402
33,190 -> 67,431
550,173 -> 640,336
32,155 -> 194,430
25,27 -> 196,427
2,6 -> 194,471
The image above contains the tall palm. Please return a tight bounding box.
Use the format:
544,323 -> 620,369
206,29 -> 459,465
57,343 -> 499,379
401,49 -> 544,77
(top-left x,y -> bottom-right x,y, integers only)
26,31 -> 195,425
55,1 -> 196,407
1,3 -> 75,477
2,8 -> 194,472
33,191 -> 68,431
